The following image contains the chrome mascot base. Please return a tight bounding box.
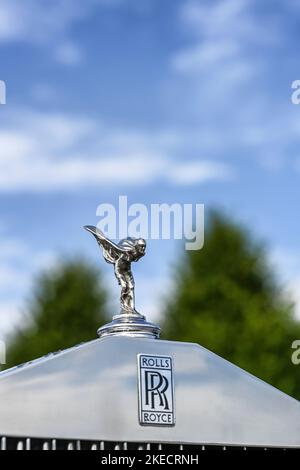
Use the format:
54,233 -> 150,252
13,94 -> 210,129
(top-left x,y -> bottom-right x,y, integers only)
97,313 -> 160,339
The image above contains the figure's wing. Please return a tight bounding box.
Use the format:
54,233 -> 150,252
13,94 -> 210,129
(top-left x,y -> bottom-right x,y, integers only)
84,226 -> 129,262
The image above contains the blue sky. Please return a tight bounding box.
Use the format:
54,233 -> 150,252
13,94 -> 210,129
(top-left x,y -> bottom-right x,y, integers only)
0,0 -> 300,337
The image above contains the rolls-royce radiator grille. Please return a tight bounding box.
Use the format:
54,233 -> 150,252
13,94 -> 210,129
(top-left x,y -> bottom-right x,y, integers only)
0,437 -> 292,451
1,337 -> 299,450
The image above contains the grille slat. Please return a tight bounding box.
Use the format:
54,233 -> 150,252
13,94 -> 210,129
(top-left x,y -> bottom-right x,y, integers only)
0,436 -> 294,451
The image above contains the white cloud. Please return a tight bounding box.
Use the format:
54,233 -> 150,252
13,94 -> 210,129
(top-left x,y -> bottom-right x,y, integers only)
0,236 -> 56,286
169,161 -> 233,185
172,40 -> 240,72
0,234 -> 58,338
136,274 -> 174,323
0,0 -> 126,64
0,131 -> 36,161
0,239 -> 27,261
0,300 -> 23,340
270,248 -> 300,281
171,0 -> 282,115
0,0 -> 84,43
0,0 -> 148,42
0,107 -> 232,192
270,247 -> 300,320
0,265 -> 30,291
178,0 -> 279,50
173,0 -> 258,74
167,0 -> 300,174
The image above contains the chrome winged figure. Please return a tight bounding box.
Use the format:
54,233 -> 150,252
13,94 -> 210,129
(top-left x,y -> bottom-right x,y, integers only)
84,225 -> 146,315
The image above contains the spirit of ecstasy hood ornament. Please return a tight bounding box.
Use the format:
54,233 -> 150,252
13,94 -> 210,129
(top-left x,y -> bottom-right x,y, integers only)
84,225 -> 146,315
84,225 -> 160,339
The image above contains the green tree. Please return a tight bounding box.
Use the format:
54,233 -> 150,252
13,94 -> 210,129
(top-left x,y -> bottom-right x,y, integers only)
6,258 -> 108,368
162,211 -> 300,400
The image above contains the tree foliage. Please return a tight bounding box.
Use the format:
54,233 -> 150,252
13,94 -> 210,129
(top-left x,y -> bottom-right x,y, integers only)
6,259 -> 108,368
162,212 -> 300,400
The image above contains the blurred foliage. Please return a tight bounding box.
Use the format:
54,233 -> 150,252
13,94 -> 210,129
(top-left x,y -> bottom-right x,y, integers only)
162,211 -> 300,400
5,259 -> 108,369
